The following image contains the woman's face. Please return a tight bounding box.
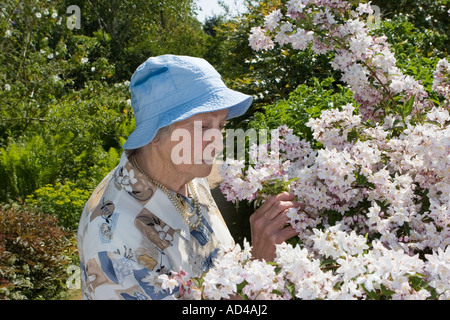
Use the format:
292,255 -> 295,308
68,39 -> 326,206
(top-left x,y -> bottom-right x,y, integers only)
155,109 -> 228,178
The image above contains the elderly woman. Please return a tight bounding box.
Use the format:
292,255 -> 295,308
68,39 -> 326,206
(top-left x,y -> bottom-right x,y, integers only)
77,55 -> 300,300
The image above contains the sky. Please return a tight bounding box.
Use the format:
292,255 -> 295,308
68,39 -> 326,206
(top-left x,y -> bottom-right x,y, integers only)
195,0 -> 247,22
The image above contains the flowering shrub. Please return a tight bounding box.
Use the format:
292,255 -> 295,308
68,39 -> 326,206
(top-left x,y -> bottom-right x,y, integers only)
162,106 -> 449,299
433,58 -> 450,106
249,0 -> 440,123
158,0 -> 449,300
160,239 -> 448,300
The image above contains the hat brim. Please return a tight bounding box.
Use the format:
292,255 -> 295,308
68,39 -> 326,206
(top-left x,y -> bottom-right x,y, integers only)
122,87 -> 253,150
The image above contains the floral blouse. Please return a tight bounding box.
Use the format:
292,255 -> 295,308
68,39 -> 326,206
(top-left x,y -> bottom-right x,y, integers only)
77,152 -> 234,300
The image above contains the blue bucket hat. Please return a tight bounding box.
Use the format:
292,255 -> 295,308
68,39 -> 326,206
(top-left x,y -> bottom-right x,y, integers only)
123,54 -> 253,150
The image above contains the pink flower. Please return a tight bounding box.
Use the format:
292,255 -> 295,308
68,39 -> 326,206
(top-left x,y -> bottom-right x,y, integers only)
249,27 -> 274,51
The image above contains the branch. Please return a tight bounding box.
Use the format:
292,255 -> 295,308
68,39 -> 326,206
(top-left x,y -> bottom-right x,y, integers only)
1,117 -> 47,122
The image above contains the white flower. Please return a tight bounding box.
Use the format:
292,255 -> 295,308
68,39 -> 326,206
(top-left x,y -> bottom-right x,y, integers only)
35,12 -> 42,18
4,84 -> 11,91
356,3 -> 374,15
290,28 -> 314,50
344,19 -> 367,37
81,57 -> 89,64
249,27 -> 274,51
390,76 -> 406,93
425,247 -> 450,296
349,34 -> 372,59
264,9 -> 282,31
275,26 -> 292,46
287,0 -> 310,13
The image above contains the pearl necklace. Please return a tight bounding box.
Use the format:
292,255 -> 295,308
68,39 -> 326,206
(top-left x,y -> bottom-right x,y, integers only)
131,155 -> 203,229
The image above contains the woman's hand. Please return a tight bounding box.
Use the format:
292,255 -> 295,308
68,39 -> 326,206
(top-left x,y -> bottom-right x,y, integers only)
250,192 -> 303,262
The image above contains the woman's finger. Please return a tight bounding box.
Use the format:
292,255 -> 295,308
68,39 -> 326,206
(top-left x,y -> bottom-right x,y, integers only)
263,200 -> 299,220
277,225 -> 298,243
270,209 -> 291,229
255,192 -> 295,216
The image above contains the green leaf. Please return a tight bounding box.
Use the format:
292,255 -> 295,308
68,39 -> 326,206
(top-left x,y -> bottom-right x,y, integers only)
286,282 -> 296,298
306,106 -> 321,115
362,284 -> 379,300
321,77 -> 335,87
425,120 -> 442,128
406,65 -> 418,75
402,94 -> 416,119
379,284 -> 395,299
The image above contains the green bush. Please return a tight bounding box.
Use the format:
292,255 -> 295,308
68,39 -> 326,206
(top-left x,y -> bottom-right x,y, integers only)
0,204 -> 76,300
0,135 -> 49,201
249,77 -> 355,141
0,80 -> 131,203
26,182 -> 91,230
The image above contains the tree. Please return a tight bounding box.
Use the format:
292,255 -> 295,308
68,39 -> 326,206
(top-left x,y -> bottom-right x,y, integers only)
65,0 -> 209,81
0,0 -> 210,202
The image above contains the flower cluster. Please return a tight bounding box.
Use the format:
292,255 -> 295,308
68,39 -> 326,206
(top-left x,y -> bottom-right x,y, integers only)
158,269 -> 202,300
219,103 -> 449,254
277,227 -> 435,300
160,225 -> 450,300
219,126 -> 314,204
249,0 -> 432,122
159,241 -> 289,300
433,58 -> 450,105
165,103 -> 448,299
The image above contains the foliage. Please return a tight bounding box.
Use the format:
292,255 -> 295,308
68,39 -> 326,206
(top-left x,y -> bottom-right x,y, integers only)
371,0 -> 449,43
66,0 -> 209,81
249,77 -> 355,141
0,204 -> 77,300
373,13 -> 447,99
0,81 -> 132,202
26,182 -> 91,230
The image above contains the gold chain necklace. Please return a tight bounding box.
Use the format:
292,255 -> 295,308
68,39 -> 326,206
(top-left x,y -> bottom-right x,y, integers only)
131,155 -> 203,229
